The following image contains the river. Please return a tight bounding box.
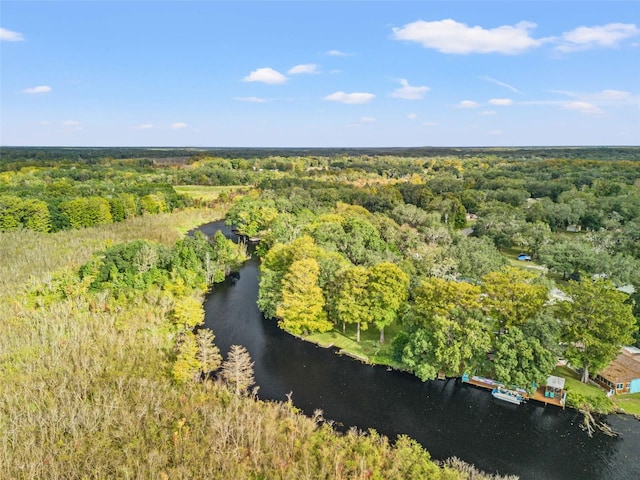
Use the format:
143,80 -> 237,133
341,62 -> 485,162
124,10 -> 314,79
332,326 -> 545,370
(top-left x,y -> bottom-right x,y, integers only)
198,221 -> 640,480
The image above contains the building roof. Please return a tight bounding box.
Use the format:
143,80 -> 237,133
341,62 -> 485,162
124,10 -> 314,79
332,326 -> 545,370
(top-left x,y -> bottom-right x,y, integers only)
546,375 -> 565,390
599,348 -> 640,384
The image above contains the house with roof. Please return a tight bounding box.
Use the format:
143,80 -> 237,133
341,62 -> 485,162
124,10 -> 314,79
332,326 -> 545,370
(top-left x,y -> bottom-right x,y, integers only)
593,346 -> 640,395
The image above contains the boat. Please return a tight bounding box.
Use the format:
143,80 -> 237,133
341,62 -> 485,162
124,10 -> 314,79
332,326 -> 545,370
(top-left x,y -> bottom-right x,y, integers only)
491,386 -> 525,405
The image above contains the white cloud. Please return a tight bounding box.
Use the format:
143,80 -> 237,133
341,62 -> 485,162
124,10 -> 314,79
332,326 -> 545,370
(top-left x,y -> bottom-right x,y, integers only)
481,75 -> 523,94
171,122 -> 188,129
0,27 -> 25,42
390,79 -> 430,100
234,96 -> 267,103
591,89 -> 632,101
324,91 -> 375,104
326,49 -> 352,56
360,116 -> 376,123
481,110 -> 498,116
407,112 -> 418,119
23,85 -> 52,94
556,23 -> 640,52
489,98 -> 513,106
457,100 -> 480,108
563,101 -> 605,116
243,67 -> 287,84
392,19 -> 542,54
423,122 -> 438,127
63,120 -> 81,129
132,123 -> 154,130
288,64 -> 319,75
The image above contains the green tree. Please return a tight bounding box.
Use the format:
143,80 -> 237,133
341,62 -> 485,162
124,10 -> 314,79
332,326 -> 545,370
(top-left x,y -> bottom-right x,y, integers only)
172,296 -> 205,331
276,258 -> 332,334
172,332 -> 200,384
368,262 -> 409,343
139,193 -> 168,215
558,278 -> 636,383
481,267 -> 548,330
335,266 -> 370,342
411,277 -> 481,322
493,326 -> 557,392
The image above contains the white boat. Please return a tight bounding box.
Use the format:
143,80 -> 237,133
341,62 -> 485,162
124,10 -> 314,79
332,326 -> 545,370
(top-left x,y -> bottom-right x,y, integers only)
491,386 -> 525,405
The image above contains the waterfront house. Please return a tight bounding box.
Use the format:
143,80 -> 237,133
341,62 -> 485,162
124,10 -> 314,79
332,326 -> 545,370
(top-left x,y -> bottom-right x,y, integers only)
593,346 -> 640,395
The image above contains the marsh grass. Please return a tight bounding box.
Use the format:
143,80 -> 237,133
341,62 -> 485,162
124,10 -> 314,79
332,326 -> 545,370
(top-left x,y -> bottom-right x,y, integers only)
0,208 -> 221,298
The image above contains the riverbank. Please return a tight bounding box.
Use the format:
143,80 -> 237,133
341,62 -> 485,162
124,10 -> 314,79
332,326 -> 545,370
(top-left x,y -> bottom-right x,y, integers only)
301,326 -> 640,419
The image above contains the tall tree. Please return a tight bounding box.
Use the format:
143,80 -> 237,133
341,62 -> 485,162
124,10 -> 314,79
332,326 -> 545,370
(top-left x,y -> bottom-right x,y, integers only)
276,258 -> 332,335
481,267 -> 548,330
220,344 -> 255,396
195,328 -> 222,376
558,278 -> 636,383
493,326 -> 557,392
335,266 -> 370,342
368,262 -> 409,343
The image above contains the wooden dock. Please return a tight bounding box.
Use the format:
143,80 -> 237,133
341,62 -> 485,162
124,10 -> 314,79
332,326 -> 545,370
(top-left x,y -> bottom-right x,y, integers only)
462,374 -> 565,408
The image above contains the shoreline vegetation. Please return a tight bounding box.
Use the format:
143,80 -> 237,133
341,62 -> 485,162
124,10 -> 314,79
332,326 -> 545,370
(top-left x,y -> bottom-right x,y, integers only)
297,325 -> 640,418
0,209 -> 517,480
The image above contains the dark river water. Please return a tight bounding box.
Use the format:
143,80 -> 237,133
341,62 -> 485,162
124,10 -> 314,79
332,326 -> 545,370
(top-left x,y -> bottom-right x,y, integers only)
198,221 -> 640,480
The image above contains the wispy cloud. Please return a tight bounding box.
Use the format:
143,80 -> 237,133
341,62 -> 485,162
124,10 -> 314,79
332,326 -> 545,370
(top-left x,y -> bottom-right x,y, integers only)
481,75 -> 524,94
132,123 -> 154,130
360,116 -> 376,123
243,67 -> 287,84
556,23 -> 640,52
488,98 -> 513,106
546,89 -> 637,112
563,101 -> 605,116
407,112 -> 418,120
170,122 -> 188,129
457,100 -> 480,108
324,91 -> 375,104
326,49 -> 352,57
423,122 -> 438,127
234,96 -> 267,103
481,110 -> 498,116
288,64 -> 319,75
0,27 -> 25,42
390,79 -> 430,100
392,19 -> 543,54
23,85 -> 52,94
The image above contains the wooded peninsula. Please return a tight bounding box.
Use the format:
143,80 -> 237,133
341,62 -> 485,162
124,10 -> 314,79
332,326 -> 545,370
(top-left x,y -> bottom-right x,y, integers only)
1,146 -> 639,479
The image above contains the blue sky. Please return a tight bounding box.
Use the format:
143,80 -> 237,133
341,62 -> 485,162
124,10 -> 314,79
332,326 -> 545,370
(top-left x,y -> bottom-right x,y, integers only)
1,0 -> 639,147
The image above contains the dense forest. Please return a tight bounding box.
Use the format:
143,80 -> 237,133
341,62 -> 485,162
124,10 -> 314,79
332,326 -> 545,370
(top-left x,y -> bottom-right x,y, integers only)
1,146 -> 639,478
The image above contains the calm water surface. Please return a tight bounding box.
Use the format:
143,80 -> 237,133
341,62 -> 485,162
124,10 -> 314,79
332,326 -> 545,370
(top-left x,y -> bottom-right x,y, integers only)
198,221 -> 640,480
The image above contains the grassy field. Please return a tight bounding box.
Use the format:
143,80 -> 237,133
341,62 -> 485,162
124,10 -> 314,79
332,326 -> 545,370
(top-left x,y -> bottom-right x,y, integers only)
174,185 -> 248,202
553,365 -> 606,397
612,393 -> 640,416
305,322 -> 403,367
552,365 -> 615,413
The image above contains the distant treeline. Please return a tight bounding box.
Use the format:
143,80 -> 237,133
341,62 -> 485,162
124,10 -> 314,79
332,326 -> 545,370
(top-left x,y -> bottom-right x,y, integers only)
2,145 -> 639,164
